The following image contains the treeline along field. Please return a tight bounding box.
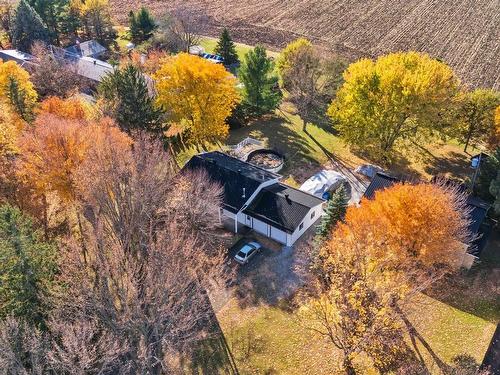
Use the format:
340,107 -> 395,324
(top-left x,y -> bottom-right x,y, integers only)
110,0 -> 500,90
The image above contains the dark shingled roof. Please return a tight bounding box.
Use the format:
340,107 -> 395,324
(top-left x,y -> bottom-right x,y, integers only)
363,172 -> 400,200
183,151 -> 280,213
243,183 -> 324,233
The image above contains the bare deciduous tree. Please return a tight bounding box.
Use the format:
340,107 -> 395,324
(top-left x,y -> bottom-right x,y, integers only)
30,42 -> 90,98
0,317 -> 49,374
49,134 -> 230,374
162,7 -> 208,53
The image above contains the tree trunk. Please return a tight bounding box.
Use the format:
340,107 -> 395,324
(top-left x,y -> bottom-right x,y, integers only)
464,124 -> 474,153
75,209 -> 88,265
343,356 -> 356,375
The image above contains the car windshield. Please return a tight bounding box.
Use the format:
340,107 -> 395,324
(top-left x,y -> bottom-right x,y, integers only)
236,251 -> 247,258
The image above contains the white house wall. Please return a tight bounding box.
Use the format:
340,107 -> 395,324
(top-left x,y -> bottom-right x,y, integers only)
270,226 -> 287,244
253,218 -> 270,236
222,209 -> 236,219
288,204 -> 324,246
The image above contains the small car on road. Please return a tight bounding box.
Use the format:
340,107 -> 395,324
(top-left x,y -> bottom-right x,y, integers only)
234,241 -> 262,265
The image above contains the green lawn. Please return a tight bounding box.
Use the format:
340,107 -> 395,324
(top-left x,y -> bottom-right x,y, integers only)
199,36 -> 279,62
177,107 -> 474,186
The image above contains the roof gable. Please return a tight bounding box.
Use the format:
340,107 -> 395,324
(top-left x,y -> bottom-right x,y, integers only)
363,172 -> 400,200
243,183 -> 324,233
183,151 -> 279,212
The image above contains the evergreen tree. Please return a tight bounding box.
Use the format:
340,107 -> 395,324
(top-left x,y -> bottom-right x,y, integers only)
129,7 -> 156,43
7,76 -> 35,123
11,0 -> 49,52
239,45 -> 282,116
98,64 -> 163,134
214,27 -> 239,66
316,185 -> 348,241
475,149 -> 500,202
490,166 -> 500,215
26,0 -> 69,44
0,204 -> 58,329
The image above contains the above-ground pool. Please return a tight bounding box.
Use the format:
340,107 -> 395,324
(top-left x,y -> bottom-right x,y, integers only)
246,149 -> 285,173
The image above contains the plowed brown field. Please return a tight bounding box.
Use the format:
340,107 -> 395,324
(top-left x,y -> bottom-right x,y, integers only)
111,0 -> 500,90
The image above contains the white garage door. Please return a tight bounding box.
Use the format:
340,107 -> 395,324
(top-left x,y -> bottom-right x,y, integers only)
270,227 -> 287,244
253,218 -> 269,236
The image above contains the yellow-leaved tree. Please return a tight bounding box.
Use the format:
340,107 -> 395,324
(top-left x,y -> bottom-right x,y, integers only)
327,52 -> 459,157
0,102 -> 25,190
154,53 -> 240,150
0,60 -> 37,121
489,105 -> 500,149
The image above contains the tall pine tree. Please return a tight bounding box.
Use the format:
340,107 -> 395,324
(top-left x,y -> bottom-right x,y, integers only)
98,64 -> 163,134
11,0 -> 49,52
7,76 -> 35,123
26,0 -> 68,44
214,27 -> 239,66
129,7 -> 156,43
239,45 -> 282,116
316,185 -> 348,241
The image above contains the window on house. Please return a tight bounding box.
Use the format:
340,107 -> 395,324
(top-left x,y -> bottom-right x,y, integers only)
310,211 -> 315,219
299,222 -> 304,230
247,215 -> 251,221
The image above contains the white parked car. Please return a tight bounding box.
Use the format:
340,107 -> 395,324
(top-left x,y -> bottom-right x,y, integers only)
234,241 -> 262,265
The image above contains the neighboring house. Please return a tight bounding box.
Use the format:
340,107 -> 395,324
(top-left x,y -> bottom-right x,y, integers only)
363,172 -> 492,268
66,40 -> 107,58
50,44 -> 114,83
74,56 -> 114,82
0,49 -> 36,68
184,151 -> 324,246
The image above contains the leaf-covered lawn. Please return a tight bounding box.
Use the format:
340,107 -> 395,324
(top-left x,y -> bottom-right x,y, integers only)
210,292 -> 496,375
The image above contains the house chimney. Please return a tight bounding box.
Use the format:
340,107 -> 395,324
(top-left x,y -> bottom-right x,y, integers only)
242,188 -> 246,199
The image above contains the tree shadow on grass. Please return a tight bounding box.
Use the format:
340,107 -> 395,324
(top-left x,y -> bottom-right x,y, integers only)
185,294 -> 240,375
397,308 -> 453,375
424,268 -> 500,324
423,150 -> 471,180
229,115 -> 323,182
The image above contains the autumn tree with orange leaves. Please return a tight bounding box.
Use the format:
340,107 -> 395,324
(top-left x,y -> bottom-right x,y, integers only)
154,53 -> 240,150
38,96 -> 93,120
298,183 -> 470,374
16,112 -> 131,238
18,115 -> 130,203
